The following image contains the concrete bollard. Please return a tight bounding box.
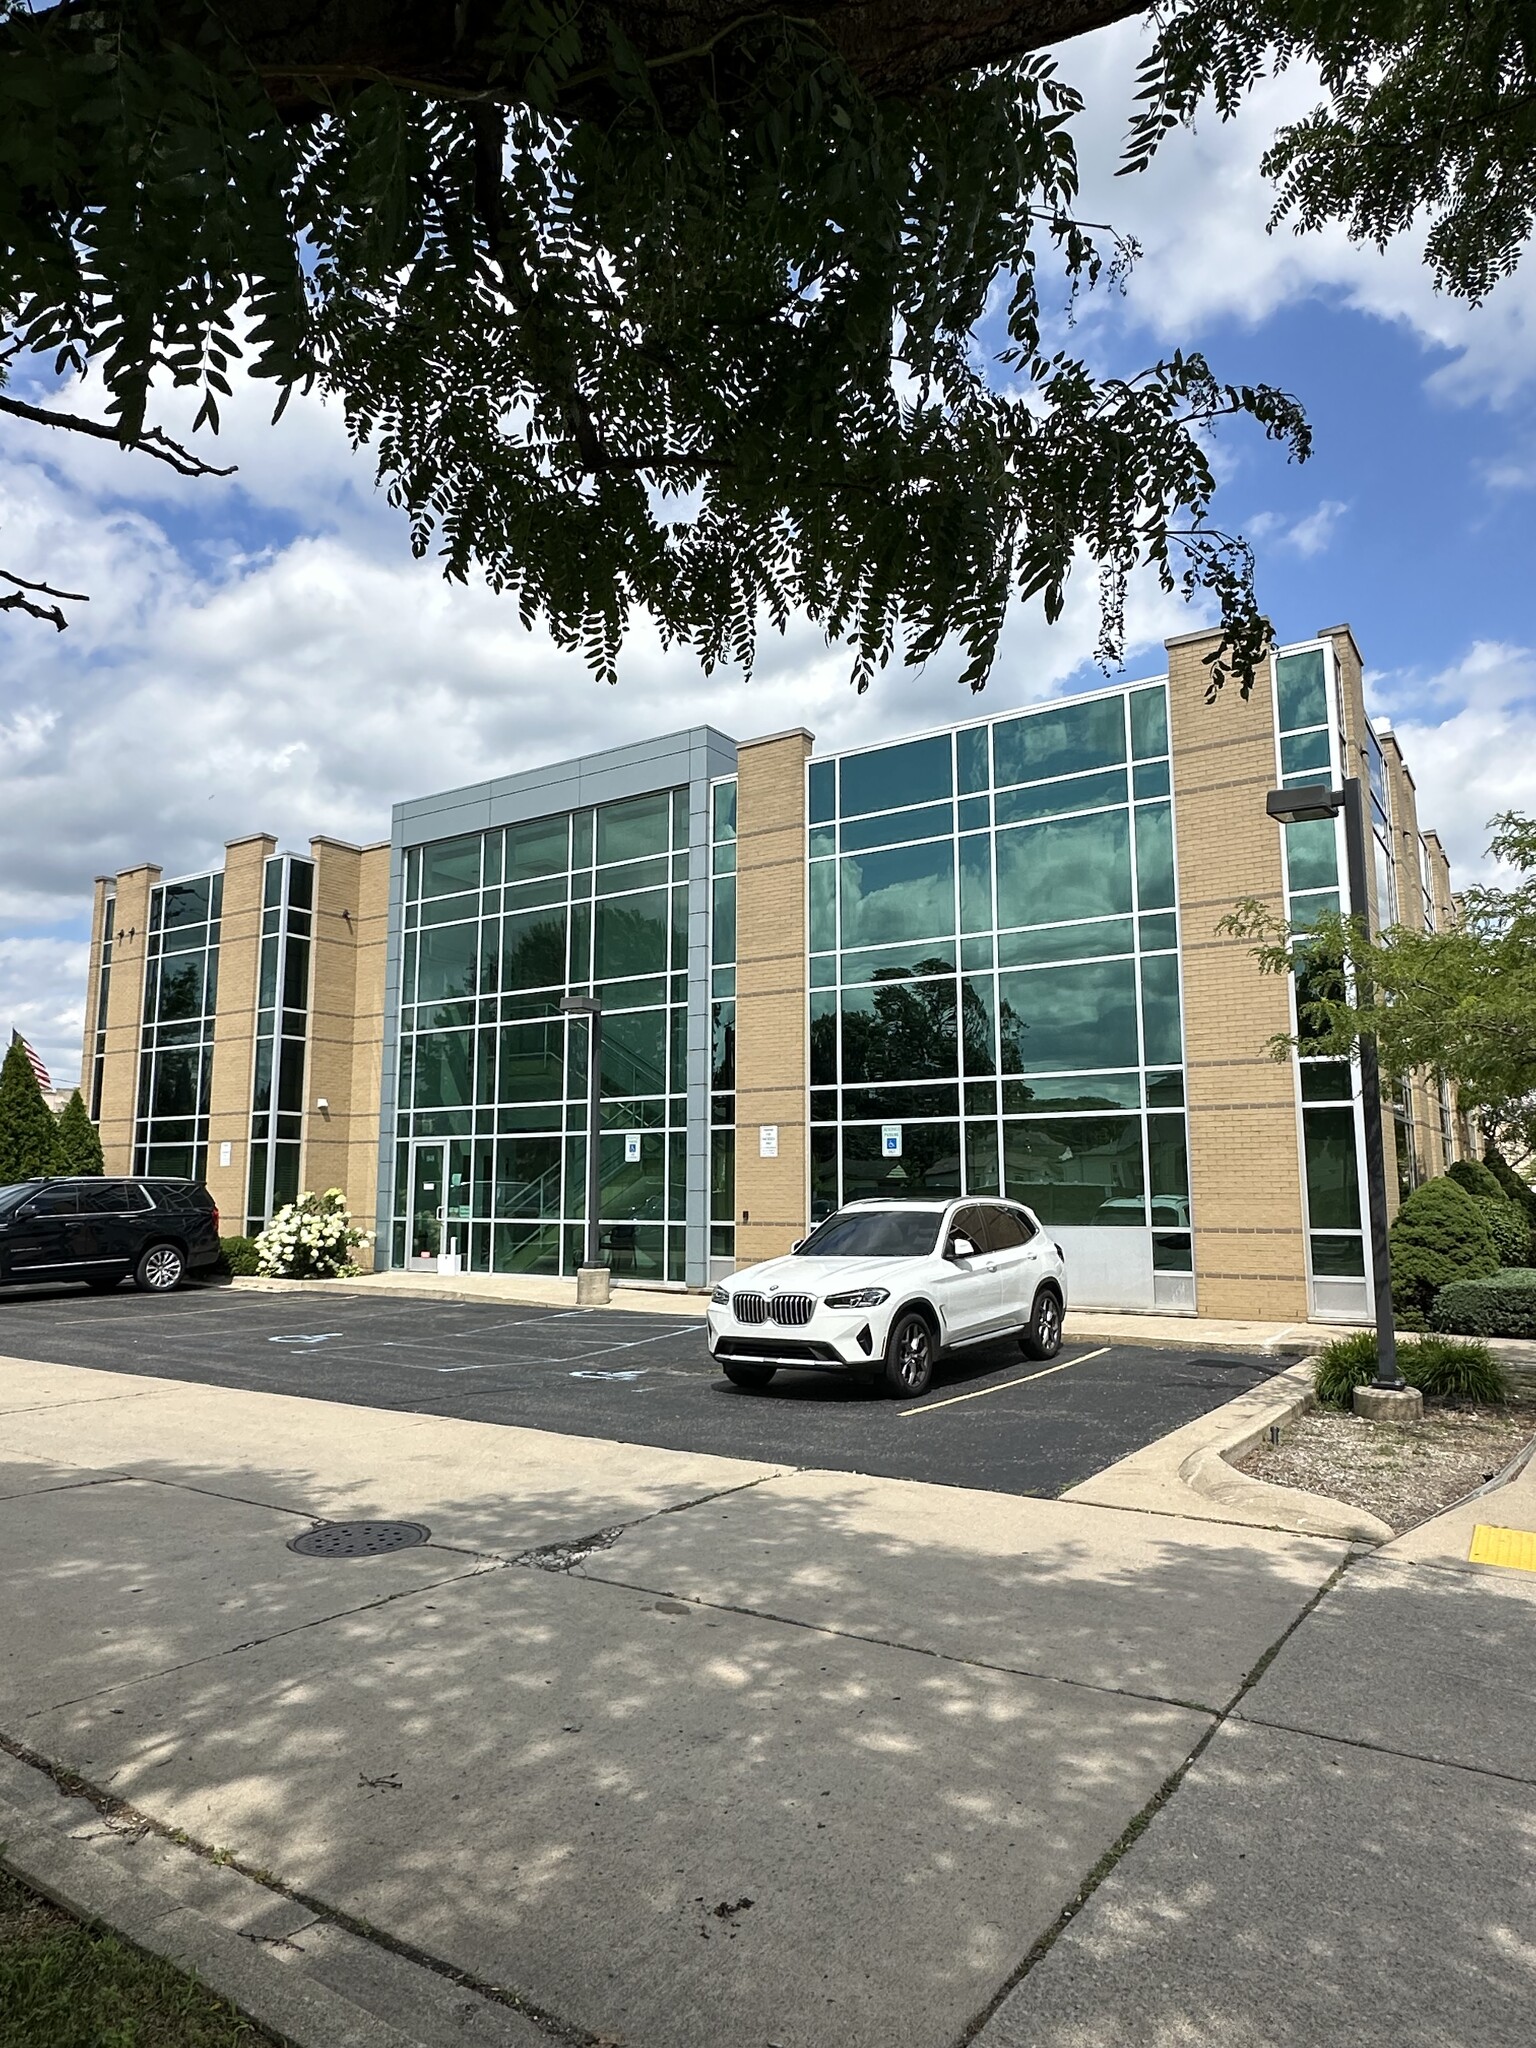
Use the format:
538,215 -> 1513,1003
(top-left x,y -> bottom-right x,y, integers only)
576,1265 -> 611,1306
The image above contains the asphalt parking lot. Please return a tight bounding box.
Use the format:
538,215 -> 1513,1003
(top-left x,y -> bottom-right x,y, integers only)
0,1283 -> 1283,1496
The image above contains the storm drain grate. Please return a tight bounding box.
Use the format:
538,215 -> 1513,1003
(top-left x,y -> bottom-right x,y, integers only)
288,1521 -> 431,1558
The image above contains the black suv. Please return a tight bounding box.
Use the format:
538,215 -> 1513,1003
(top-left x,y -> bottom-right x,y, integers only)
0,1178 -> 221,1293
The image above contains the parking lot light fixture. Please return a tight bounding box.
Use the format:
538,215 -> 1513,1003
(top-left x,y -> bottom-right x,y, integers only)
1266,779 -> 1402,1394
559,992 -> 605,1285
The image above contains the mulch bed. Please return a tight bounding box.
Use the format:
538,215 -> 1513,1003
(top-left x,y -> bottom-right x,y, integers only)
1238,1401 -> 1536,1535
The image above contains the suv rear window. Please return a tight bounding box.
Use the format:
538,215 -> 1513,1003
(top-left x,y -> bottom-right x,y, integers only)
796,1209 -> 945,1259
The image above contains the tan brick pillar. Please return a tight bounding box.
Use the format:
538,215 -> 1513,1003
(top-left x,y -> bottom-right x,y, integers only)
303,837 -> 389,1258
207,835 -> 275,1228
95,864 -> 160,1173
1166,630 -> 1309,1319
734,729 -> 814,1265
80,878 -> 112,1099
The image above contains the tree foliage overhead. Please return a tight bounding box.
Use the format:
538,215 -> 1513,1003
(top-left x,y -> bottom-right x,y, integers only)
0,1 -> 1529,687
1228,814 -> 1536,1156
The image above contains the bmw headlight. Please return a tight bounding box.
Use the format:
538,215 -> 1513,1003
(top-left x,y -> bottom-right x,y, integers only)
710,1284 -> 730,1306
824,1287 -> 890,1309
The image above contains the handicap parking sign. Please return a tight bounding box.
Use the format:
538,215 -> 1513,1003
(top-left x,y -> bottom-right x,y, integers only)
624,1132 -> 642,1162
881,1125 -> 902,1158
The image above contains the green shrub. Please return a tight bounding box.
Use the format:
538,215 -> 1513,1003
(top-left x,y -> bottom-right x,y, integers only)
1388,1175 -> 1498,1325
1432,1267 -> 1536,1339
1446,1159 -> 1530,1264
216,1234 -> 261,1277
1447,1159 -> 1505,1204
1314,1330 -> 1510,1407
1485,1149 -> 1536,1228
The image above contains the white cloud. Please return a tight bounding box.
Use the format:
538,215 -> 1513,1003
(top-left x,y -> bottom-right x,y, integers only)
1246,498 -> 1349,557
0,936 -> 90,1089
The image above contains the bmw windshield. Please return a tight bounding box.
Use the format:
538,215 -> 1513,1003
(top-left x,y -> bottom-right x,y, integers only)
795,1209 -> 944,1259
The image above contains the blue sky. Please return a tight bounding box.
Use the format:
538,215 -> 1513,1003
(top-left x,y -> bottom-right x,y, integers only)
2,19 -> 1534,1084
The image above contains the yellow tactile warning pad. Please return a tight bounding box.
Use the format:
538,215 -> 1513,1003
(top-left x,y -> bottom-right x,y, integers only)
1468,1524 -> 1536,1572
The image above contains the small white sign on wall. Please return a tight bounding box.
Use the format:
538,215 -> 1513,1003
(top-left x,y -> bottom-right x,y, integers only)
624,1132 -> 642,1163
881,1125 -> 902,1158
759,1124 -> 779,1158
218,1140 -> 233,1168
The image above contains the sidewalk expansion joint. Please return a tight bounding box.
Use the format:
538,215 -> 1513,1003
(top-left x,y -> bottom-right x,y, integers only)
1227,1711 -> 1536,1789
512,1466 -> 796,1573
28,1559 -> 510,1717
951,1553 -> 1355,2047
0,1731 -> 604,2047
571,1566 -> 1227,1719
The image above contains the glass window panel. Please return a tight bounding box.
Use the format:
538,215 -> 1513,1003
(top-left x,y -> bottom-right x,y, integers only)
285,860 -> 313,912
841,1123 -> 960,1201
1132,760 -> 1170,801
162,877 -> 212,929
840,803 -> 953,853
603,1010 -> 667,1098
966,1080 -> 997,1115
710,1128 -> 735,1222
843,1083 -> 960,1121
959,835 -> 992,934
1311,1233 -> 1365,1276
839,736 -> 952,818
957,795 -> 990,833
999,918 -> 1133,968
1153,1232 -> 1193,1271
567,901 -> 591,984
965,1122 -> 1001,1195
712,877 -> 736,965
961,975 -> 996,1075
810,860 -> 837,952
995,768 -> 1127,826
841,840 -> 956,950
996,810 -> 1132,929
1003,1073 -> 1141,1112
597,855 -> 669,896
1276,648 -> 1328,731
597,792 -> 671,864
493,1137 -> 561,1216
1373,833 -> 1397,929
712,781 -> 737,841
1290,888 -> 1341,930
811,1087 -> 837,1122
499,1020 -> 563,1103
417,921 -> 479,1004
1146,1070 -> 1185,1108
151,1048 -> 200,1118
709,1000 -> 736,1091
504,815 -> 569,882
1300,1060 -> 1352,1102
414,1030 -> 475,1108
1304,1107 -> 1362,1228
841,941 -> 956,985
156,954 -> 206,1022
1130,686 -> 1169,760
160,922 -> 208,955
1134,804 -> 1175,910
810,1128 -> 838,1218
420,890 -> 479,927
493,1221 -> 562,1275
810,826 -> 836,859
810,992 -> 836,1086
998,957 -> 1139,1073
421,836 -> 482,897
594,890 -> 668,979
599,1133 -> 667,1222
1004,1115 -> 1145,1225
1141,954 -> 1183,1066
283,934 -> 309,1011
1281,729 -> 1332,775
994,696 -> 1126,788
961,935 -> 994,972
712,842 -> 736,876
809,759 -> 835,825
671,787 -> 690,849
809,954 -> 835,989
571,811 -> 593,866
276,1039 -> 304,1114
840,979 -> 958,1084
1286,817 -> 1339,894
669,1005 -> 687,1093
1139,912 -> 1177,952
957,725 -> 990,795
264,858 -> 285,909
1147,1114 -> 1190,1203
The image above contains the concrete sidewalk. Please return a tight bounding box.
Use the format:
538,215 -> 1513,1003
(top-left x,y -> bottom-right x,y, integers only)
2,1350 -> 1531,2046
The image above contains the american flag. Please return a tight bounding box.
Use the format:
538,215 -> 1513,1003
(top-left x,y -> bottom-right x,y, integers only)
12,1032 -> 50,1092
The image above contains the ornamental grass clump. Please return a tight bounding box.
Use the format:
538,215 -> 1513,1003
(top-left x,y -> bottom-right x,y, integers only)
1313,1331 -> 1510,1408
256,1190 -> 370,1279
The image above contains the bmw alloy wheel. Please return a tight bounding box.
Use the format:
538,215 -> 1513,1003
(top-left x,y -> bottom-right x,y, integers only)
883,1312 -> 934,1397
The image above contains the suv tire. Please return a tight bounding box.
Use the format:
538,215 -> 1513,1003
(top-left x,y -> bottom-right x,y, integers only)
133,1242 -> 186,1293
1020,1287 -> 1063,1361
882,1310 -> 935,1398
721,1359 -> 776,1391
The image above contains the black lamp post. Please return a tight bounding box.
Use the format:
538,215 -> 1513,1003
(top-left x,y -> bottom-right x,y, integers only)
559,992 -> 604,1275
1266,779 -> 1402,1391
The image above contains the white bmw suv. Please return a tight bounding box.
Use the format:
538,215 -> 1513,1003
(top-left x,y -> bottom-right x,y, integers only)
707,1197 -> 1067,1398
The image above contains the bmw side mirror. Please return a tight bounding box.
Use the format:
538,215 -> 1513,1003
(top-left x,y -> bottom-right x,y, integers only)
950,1235 -> 977,1261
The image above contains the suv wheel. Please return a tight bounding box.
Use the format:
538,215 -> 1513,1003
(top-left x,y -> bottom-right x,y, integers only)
1020,1288 -> 1063,1361
722,1360 -> 776,1391
882,1311 -> 935,1398
134,1242 -> 186,1293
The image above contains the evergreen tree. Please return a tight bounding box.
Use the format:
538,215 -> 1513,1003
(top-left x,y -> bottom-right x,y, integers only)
0,1038 -> 60,1182
53,1089 -> 104,1175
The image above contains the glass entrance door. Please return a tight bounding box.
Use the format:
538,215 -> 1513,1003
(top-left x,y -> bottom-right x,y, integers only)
409,1143 -> 446,1267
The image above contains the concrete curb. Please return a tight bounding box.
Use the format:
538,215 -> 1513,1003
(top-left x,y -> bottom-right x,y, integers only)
0,1752 -> 551,2048
1065,1359 -> 1393,1543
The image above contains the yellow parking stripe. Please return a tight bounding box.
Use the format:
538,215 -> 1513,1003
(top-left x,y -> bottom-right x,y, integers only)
1468,1524 -> 1536,1572
900,1347 -> 1110,1418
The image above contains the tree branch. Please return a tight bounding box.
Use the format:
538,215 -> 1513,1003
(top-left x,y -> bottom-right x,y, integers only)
0,568 -> 88,632
0,395 -> 237,478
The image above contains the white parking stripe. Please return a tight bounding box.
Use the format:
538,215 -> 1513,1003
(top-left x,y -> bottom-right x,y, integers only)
899,1346 -> 1110,1418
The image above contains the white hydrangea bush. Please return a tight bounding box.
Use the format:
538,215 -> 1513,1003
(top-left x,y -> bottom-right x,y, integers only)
256,1188 -> 372,1279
